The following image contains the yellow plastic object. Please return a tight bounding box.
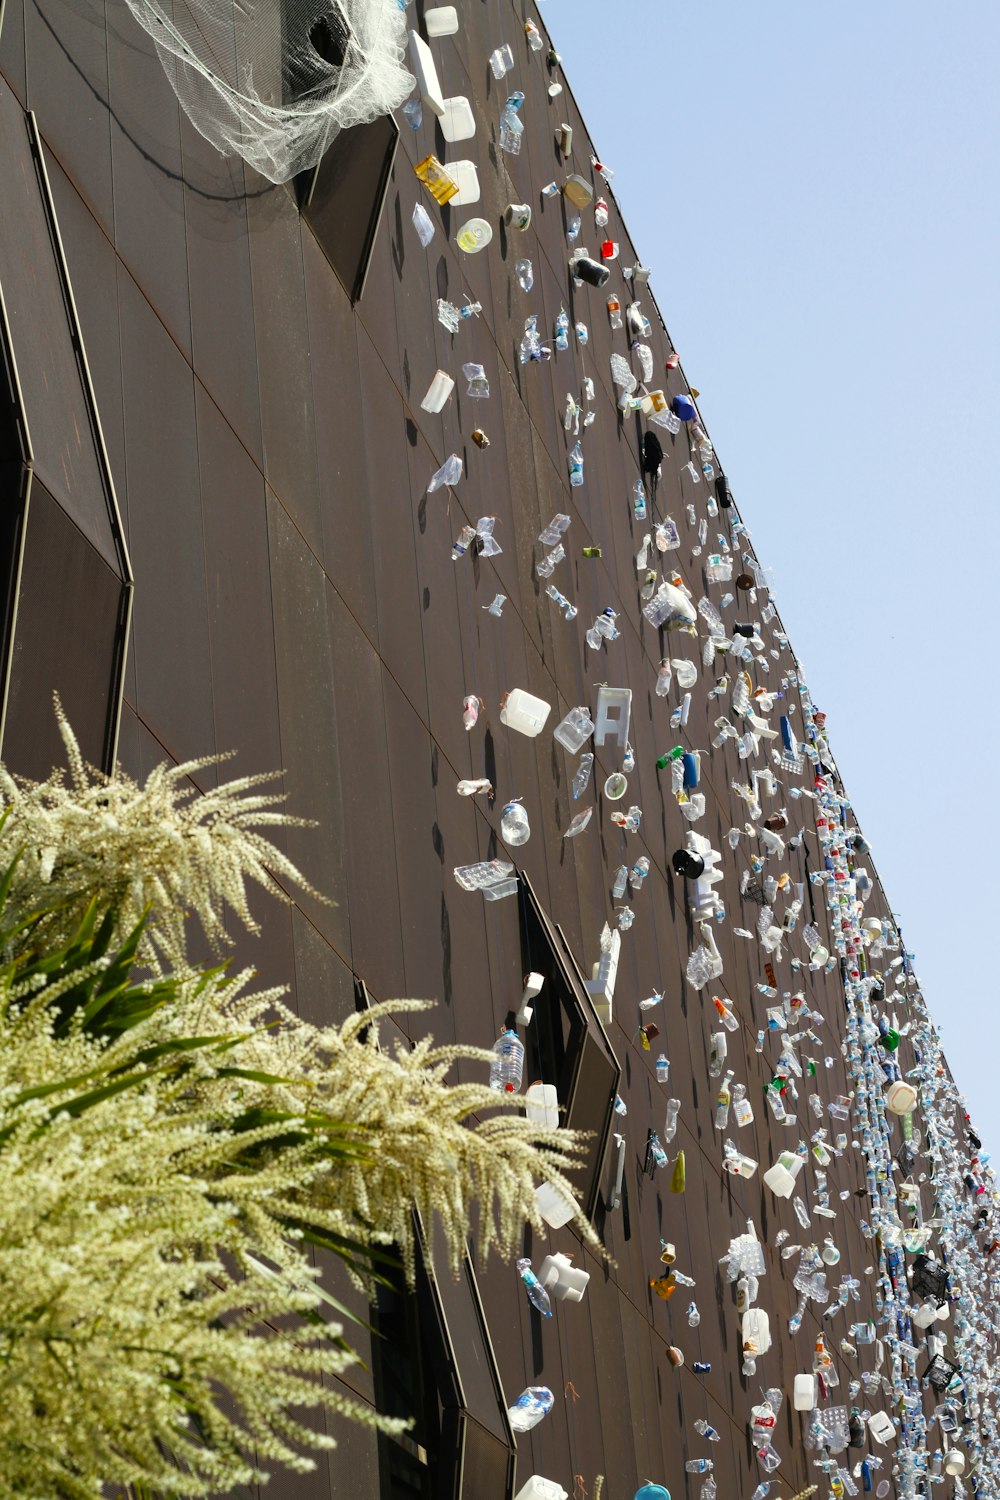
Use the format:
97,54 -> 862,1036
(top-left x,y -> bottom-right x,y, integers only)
670,1150 -> 686,1194
650,1274 -> 676,1302
414,154 -> 458,204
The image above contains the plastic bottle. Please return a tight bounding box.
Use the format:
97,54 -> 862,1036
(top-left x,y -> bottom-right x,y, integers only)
462,694 -> 480,730
490,1029 -> 524,1093
732,1083 -> 754,1127
515,258 -> 534,292
663,1098 -> 680,1142
656,661 -> 672,698
633,479 -> 648,520
607,293 -> 623,329
568,443 -> 584,487
572,753 -> 594,800
499,92 -> 525,155
524,18 -> 544,50
554,308 -> 570,351
714,1072 -> 733,1132
708,1031 -> 727,1077
713,995 -> 740,1031
500,799 -> 531,847
508,1386 -> 554,1432
517,1258 -> 553,1317
612,865 -> 629,899
685,1460 -> 713,1474
751,1484 -> 772,1500
656,1054 -> 670,1083
630,856 -> 651,891
687,1301 -> 700,1328
694,1419 -> 721,1442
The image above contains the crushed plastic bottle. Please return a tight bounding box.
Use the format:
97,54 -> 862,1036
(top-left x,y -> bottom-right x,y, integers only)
568,443 -> 584,487
554,308 -> 570,352
427,454 -> 462,492
633,479 -> 648,520
499,92 -> 525,154
515,258 -> 534,292
664,1098 -> 680,1142
572,753 -> 594,800
508,1386 -> 554,1432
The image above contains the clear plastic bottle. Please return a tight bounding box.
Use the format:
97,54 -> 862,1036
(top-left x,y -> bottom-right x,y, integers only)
714,1072 -> 733,1132
633,479 -> 648,520
694,1419 -> 721,1442
500,799 -> 531,846
713,995 -> 740,1031
687,1300 -> 700,1327
462,694 -> 480,730
656,1054 -> 670,1083
732,1083 -> 754,1127
572,753 -> 594,800
499,92 -> 525,154
612,864 -> 629,899
568,443 -> 584,487
656,661 -> 672,697
708,1030 -> 727,1077
607,293 -> 623,329
515,258 -> 534,292
685,1459 -> 712,1474
664,1098 -> 681,1141
490,1029 -> 524,1093
630,856 -> 650,891
554,308 -> 570,351
507,1386 -> 554,1432
516,1258 -> 552,1317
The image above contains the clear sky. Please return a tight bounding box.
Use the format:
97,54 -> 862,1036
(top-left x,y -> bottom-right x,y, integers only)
543,2 -> 1000,1141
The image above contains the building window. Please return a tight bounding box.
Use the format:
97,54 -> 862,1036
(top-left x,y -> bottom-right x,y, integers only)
518,873 -> 623,1221
0,97 -> 132,779
354,980 -> 517,1500
298,112 -> 399,304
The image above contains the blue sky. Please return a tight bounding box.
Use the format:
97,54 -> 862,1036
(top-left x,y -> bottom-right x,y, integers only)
544,1 -> 1000,1140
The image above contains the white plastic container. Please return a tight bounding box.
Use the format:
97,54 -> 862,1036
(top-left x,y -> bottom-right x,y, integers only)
762,1151 -> 804,1199
742,1307 -> 771,1356
793,1374 -> 817,1411
886,1079 -> 918,1114
501,688 -> 552,737
424,5 -> 459,35
514,1479 -> 568,1500
407,30 -> 445,116
868,1411 -> 896,1444
440,95 -> 476,143
594,685 -> 632,748
535,1180 -> 575,1228
444,159 -> 480,205
525,1082 -> 559,1129
538,1252 -> 590,1303
420,369 -> 455,413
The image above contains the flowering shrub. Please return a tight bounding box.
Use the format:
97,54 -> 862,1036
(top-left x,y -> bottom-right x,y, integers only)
0,712 -> 593,1497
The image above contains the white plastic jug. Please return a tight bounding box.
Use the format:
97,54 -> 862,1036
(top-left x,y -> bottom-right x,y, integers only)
886,1079 -> 918,1114
525,1082 -> 558,1129
501,688 -> 552,737
538,1252 -> 590,1303
762,1151 -> 803,1198
793,1374 -> 817,1410
535,1181 -> 575,1228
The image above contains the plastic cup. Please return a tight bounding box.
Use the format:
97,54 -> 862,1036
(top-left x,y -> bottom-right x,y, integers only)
455,217 -> 493,253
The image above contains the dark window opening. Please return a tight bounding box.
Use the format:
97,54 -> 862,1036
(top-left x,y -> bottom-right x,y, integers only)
298,112 -> 399,305
519,871 -> 622,1221
309,4 -> 350,68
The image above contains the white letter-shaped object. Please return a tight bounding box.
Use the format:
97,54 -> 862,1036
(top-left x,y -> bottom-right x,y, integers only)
538,1252 -> 590,1303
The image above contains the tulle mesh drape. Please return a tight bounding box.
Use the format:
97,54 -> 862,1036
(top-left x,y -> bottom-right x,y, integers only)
121,0 -> 414,182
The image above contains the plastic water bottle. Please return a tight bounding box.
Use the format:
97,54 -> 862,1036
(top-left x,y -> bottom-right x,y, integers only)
462,694 -> 480,730
687,1300 -> 700,1327
685,1460 -> 713,1474
516,1258 -> 552,1318
515,258 -> 534,292
751,1484 -> 772,1500
656,661 -> 672,697
656,1054 -> 670,1083
694,1419 -> 721,1442
607,293 -> 623,329
572,753 -> 594,800
508,1386 -> 554,1432
554,308 -> 570,351
568,443 -> 584,487
664,1098 -> 680,1141
499,92 -> 525,155
633,479 -> 647,520
714,1072 -> 732,1132
490,1029 -> 524,1093
500,799 -> 531,846
612,864 -> 629,898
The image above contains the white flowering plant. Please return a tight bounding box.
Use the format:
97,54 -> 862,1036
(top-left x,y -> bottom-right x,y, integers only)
0,711 -> 596,1498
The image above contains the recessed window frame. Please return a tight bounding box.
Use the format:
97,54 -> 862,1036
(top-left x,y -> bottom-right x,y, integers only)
518,871 -> 622,1223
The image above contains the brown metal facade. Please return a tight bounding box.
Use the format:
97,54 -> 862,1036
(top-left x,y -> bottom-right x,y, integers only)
0,4 -> 930,1500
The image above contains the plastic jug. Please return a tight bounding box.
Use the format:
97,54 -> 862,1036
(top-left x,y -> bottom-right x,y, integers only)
535,1181 -> 575,1228
525,1082 -> 558,1129
763,1151 -> 804,1199
501,688 -> 552,737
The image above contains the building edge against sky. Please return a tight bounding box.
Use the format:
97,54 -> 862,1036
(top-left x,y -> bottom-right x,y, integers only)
0,1 -> 997,1498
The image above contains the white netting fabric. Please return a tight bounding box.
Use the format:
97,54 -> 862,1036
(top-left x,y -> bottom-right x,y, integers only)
121,0 -> 414,183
